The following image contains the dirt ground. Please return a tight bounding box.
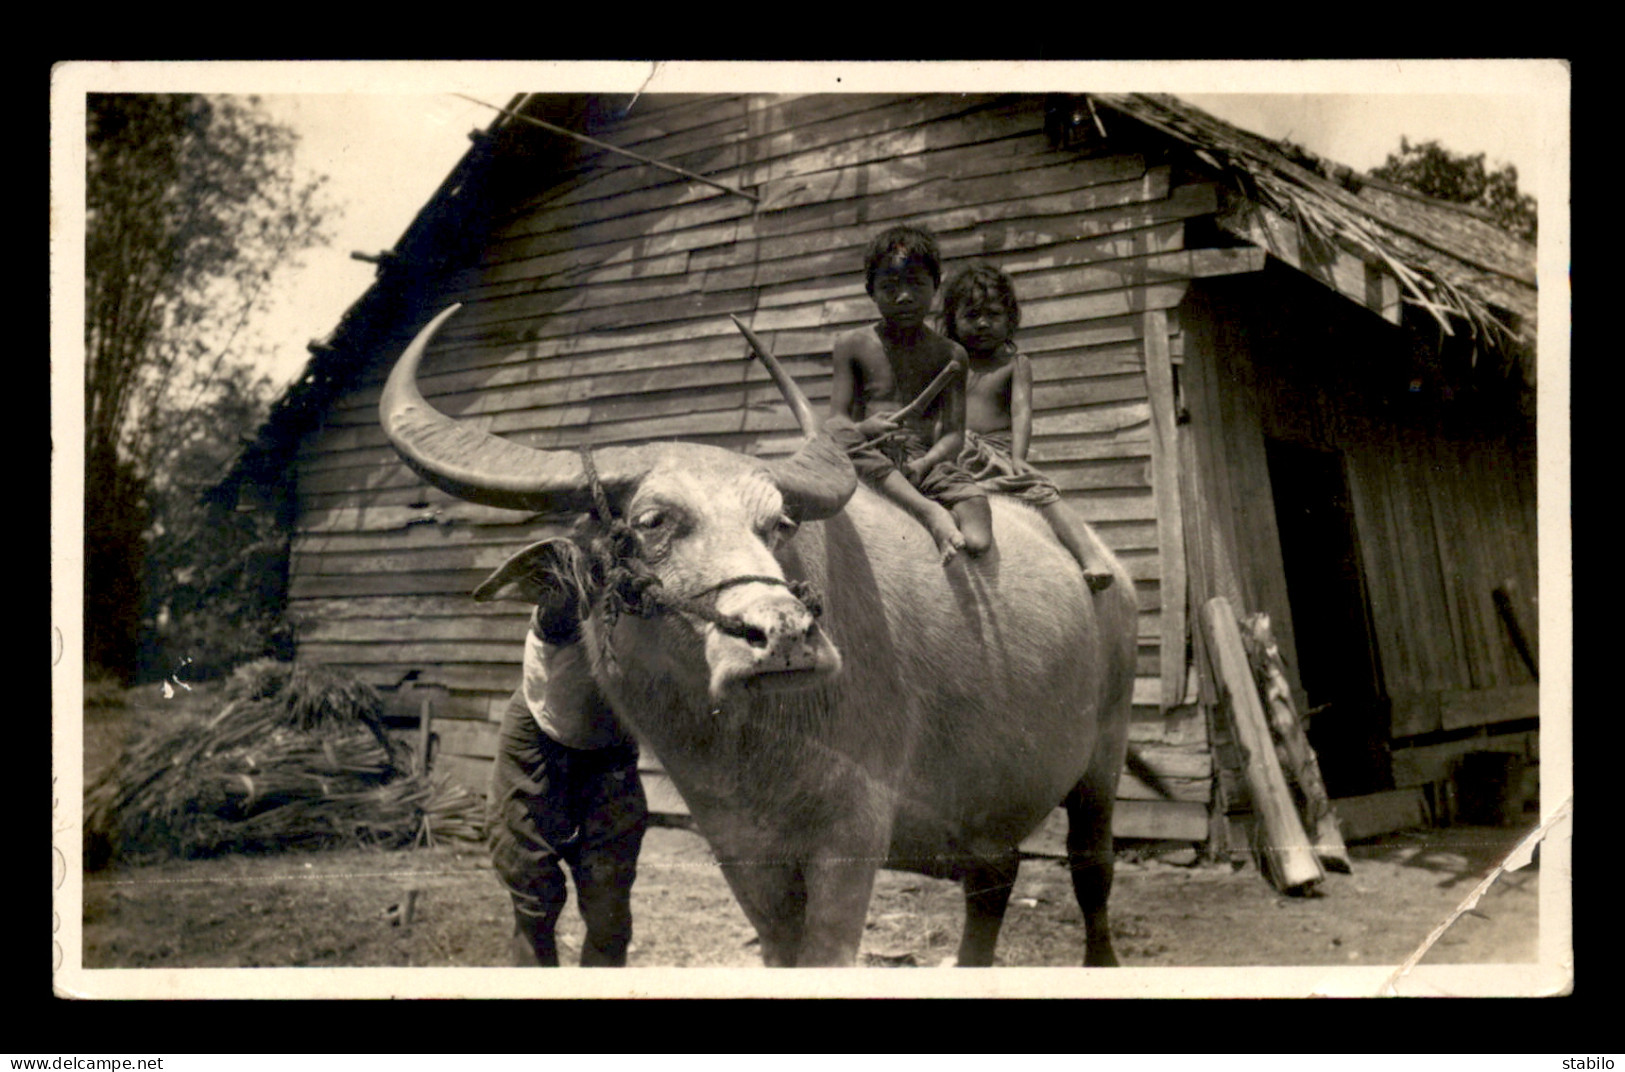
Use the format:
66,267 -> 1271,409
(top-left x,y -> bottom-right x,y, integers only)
73,684 -> 1548,980
79,820 -> 1542,974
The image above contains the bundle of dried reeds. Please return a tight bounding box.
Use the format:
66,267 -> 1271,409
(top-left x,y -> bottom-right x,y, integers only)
85,662 -> 485,868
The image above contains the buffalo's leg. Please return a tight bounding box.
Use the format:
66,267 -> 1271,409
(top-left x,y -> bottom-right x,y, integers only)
957,852 -> 1020,966
798,855 -> 882,966
1064,781 -> 1119,967
717,858 -> 808,967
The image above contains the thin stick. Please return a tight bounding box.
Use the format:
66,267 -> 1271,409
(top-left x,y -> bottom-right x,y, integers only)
885,357 -> 967,426
456,94 -> 758,203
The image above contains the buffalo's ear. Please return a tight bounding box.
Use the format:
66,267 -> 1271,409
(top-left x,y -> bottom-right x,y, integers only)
768,428 -> 857,522
473,538 -> 589,606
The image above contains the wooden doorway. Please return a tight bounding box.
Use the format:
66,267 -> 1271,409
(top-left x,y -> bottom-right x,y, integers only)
1264,438 -> 1390,797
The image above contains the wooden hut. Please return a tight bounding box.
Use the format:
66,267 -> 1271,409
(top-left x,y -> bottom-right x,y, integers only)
215,92 -> 1539,850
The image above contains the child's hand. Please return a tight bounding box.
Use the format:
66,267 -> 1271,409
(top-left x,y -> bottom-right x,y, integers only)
857,414 -> 899,439
902,457 -> 929,482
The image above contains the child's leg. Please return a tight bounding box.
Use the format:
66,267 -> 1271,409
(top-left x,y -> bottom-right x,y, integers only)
1039,501 -> 1116,593
877,469 -> 966,563
950,497 -> 993,556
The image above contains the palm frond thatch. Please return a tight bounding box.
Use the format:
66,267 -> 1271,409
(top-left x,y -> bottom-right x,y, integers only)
1088,93 -> 1536,365
85,663 -> 485,868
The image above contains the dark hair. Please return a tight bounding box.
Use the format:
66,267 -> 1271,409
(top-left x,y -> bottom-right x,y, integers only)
863,225 -> 942,294
941,262 -> 1022,343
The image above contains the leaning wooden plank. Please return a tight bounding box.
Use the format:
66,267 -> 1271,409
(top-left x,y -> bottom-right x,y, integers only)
1201,597 -> 1324,893
1241,612 -> 1352,873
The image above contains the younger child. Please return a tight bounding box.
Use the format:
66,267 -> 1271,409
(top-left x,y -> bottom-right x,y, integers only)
940,262 -> 1117,593
827,225 -> 992,563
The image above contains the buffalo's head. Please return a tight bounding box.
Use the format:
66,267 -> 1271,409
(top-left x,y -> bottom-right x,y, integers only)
379,305 -> 856,704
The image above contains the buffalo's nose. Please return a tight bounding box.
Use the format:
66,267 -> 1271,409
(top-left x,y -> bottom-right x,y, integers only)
740,600 -> 822,671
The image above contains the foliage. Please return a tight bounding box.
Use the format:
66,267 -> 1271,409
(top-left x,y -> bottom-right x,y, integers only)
1367,136 -> 1537,243
84,94 -> 334,680
136,362 -> 295,680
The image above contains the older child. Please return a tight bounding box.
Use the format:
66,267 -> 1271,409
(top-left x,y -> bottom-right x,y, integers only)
827,225 -> 992,563
940,262 -> 1116,593
483,539 -> 648,967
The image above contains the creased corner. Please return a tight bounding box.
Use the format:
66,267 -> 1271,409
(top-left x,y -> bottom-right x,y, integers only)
1380,795 -> 1572,995
627,61 -> 665,114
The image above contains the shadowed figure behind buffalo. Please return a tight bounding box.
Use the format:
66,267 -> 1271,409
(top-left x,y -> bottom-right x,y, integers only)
380,305 -> 1139,967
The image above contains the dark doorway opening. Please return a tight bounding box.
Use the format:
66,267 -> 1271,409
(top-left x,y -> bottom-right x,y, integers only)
1265,439 -> 1390,797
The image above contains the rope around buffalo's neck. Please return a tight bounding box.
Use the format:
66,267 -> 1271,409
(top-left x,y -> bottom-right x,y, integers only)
576,447 -> 824,675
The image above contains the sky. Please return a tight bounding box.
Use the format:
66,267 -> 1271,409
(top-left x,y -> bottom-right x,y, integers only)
57,60 -> 1569,392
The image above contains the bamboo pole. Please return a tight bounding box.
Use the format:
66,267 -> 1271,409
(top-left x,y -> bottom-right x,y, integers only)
1202,597 -> 1324,894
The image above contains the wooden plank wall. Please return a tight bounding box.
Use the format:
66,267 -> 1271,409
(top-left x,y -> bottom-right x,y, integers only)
286,93 -> 1254,833
1190,271 -> 1539,745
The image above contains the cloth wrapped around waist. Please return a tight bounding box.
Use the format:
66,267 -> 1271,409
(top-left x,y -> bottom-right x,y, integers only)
827,415 -> 985,505
956,429 -> 1060,507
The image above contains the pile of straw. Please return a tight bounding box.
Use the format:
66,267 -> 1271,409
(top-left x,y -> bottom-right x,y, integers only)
85,661 -> 485,868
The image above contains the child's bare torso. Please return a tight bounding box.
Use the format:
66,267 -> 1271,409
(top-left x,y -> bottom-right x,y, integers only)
964,347 -> 1018,436
837,322 -> 960,425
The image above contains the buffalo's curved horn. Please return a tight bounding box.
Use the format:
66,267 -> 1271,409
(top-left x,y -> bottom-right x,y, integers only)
732,314 -> 821,436
729,315 -> 853,519
379,304 -> 659,515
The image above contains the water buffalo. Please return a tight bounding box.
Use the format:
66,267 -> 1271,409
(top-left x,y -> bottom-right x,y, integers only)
380,305 -> 1139,967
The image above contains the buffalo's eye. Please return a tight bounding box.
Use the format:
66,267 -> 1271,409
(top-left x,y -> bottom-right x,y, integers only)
760,513 -> 798,545
633,508 -> 667,531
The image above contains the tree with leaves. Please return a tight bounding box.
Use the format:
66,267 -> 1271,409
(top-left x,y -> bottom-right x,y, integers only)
1367,135 -> 1537,243
84,94 -> 333,680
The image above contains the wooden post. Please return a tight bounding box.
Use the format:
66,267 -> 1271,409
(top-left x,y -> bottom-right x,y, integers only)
416,693 -> 434,776
1144,309 -> 1187,709
1242,613 -> 1352,874
1202,597 -> 1324,894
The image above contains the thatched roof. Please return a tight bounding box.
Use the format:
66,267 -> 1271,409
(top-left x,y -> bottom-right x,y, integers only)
1088,93 -> 1537,356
